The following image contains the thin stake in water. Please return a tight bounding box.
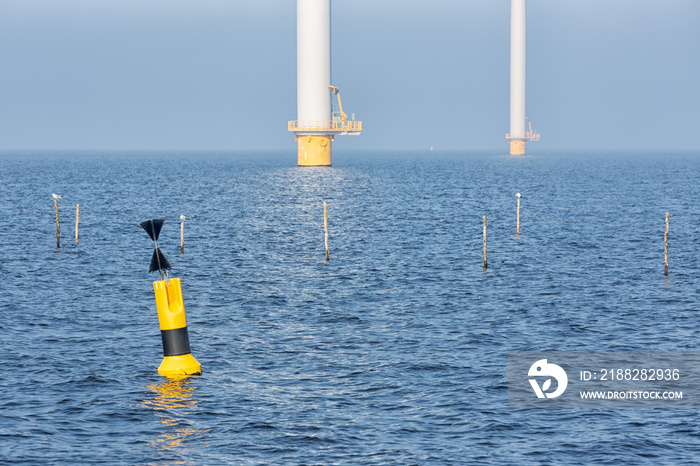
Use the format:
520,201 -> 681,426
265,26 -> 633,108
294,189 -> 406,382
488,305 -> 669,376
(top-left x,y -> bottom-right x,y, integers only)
75,204 -> 79,243
664,212 -> 669,276
516,192 -> 522,233
54,199 -> 61,248
483,215 -> 487,270
180,215 -> 190,254
324,201 -> 329,262
140,219 -> 172,281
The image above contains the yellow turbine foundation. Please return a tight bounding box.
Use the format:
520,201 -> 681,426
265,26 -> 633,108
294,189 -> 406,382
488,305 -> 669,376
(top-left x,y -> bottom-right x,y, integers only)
510,140 -> 526,155
297,135 -> 333,166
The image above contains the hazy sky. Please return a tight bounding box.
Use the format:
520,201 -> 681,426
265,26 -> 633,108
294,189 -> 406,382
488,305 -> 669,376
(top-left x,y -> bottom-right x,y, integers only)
0,0 -> 698,151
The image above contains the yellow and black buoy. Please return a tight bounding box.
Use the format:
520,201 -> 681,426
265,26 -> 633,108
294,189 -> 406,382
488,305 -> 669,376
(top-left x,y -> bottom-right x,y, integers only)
153,277 -> 201,376
141,219 -> 201,377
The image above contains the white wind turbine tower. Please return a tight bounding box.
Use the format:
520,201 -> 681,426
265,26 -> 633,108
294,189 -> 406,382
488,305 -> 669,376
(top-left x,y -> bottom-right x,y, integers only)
506,0 -> 539,155
289,0 -> 362,166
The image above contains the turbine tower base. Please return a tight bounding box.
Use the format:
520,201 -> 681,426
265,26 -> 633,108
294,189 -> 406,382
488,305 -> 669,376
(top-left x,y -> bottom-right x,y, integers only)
297,135 -> 333,166
510,140 -> 526,155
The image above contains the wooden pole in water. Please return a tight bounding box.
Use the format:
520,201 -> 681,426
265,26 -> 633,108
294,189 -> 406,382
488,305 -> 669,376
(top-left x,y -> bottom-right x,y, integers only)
75,204 -> 79,243
324,201 -> 329,262
54,199 -> 60,248
664,212 -> 669,276
180,221 -> 185,254
517,197 -> 521,233
483,215 -> 487,270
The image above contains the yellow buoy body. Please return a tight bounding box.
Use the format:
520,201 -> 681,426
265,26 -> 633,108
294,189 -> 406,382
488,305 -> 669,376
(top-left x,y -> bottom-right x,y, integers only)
153,278 -> 201,377
296,135 -> 333,166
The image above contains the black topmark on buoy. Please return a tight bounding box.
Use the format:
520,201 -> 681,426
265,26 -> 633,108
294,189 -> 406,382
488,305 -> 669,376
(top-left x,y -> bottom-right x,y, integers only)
140,219 -> 172,280
141,219 -> 201,377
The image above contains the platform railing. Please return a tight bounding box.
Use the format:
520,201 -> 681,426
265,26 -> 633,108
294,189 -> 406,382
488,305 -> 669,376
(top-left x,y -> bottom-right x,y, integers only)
289,120 -> 363,133
506,131 -> 540,141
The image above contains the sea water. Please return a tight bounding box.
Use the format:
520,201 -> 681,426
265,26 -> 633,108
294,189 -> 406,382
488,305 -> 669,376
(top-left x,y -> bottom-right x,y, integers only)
1,150 -> 699,464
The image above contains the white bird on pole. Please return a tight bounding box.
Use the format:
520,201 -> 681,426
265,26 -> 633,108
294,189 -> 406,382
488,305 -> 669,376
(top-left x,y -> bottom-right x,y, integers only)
180,215 -> 190,221
516,193 -> 522,199
52,193 -> 63,199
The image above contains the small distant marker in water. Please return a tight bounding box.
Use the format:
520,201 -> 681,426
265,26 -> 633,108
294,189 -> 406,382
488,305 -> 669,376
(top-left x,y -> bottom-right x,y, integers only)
482,215 -> 488,270
75,204 -> 79,243
664,212 -> 669,277
324,201 -> 330,262
52,194 -> 62,248
516,192 -> 522,233
180,215 -> 190,254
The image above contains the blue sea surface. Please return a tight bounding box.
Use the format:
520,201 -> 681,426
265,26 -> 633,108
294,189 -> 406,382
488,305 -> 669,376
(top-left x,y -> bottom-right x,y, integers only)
1,150 -> 699,464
